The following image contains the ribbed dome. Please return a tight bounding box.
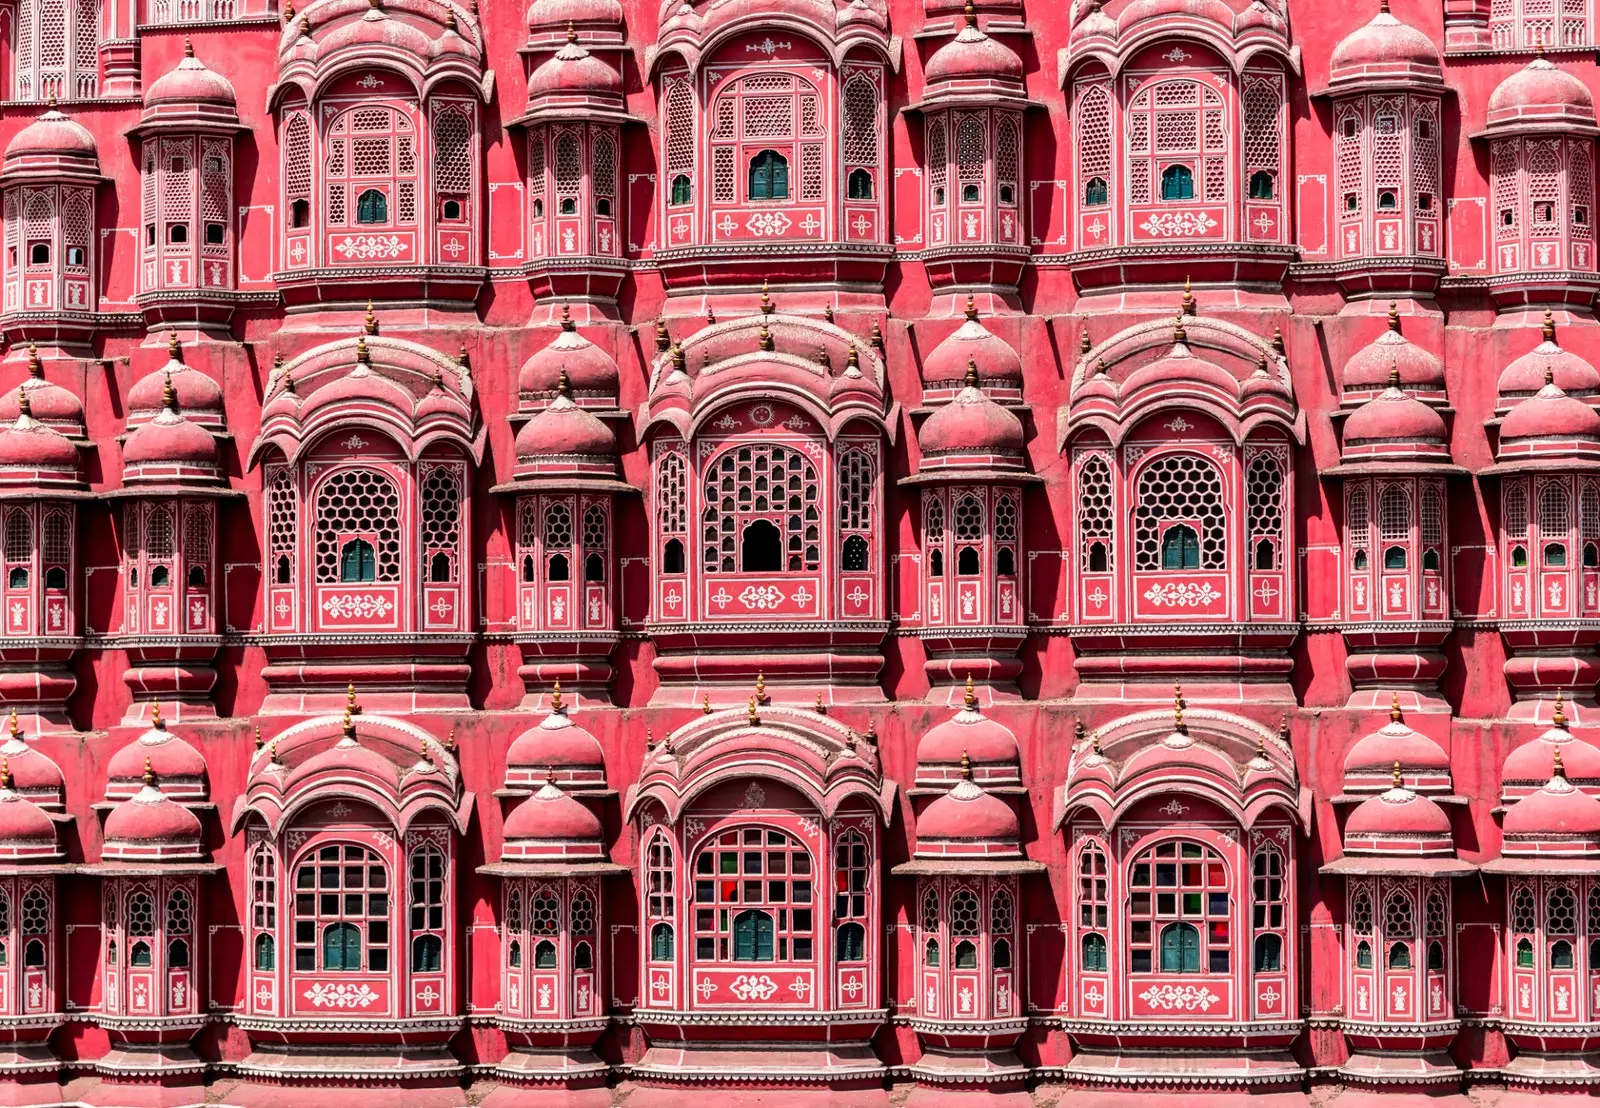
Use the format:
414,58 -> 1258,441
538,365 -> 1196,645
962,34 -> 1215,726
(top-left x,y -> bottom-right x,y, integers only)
918,371 -> 1025,456
1498,313 -> 1600,410
0,347 -> 85,438
0,407 -> 80,476
1503,752 -> 1600,842
528,34 -> 622,98
0,765 -> 58,859
1342,380 -> 1449,451
145,42 -> 238,110
129,340 -> 224,422
1500,378 -> 1600,442
4,108 -> 97,162
123,392 -> 219,469
1485,56 -> 1598,133
1502,700 -> 1600,796
102,769 -> 204,855
924,18 -> 1023,86
922,306 -> 1023,389
915,776 -> 1020,852
505,689 -> 606,790
503,779 -> 603,843
105,708 -> 208,801
0,723 -> 64,808
518,311 -> 621,400
1343,700 -> 1452,792
1342,307 -> 1445,397
1345,778 -> 1453,848
514,389 -> 617,460
916,682 -> 1022,786
1328,4 -> 1442,86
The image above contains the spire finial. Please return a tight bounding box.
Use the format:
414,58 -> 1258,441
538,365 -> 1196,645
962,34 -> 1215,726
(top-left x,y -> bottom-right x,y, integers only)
254,724 -> 263,749
355,334 -> 370,364
560,304 -> 575,332
1,758 -> 12,791
964,359 -> 979,390
342,706 -> 355,738
1545,308 -> 1557,344
269,739 -> 280,764
143,756 -> 156,788
17,390 -> 31,419
963,0 -> 977,23
1388,360 -> 1401,390
760,279 -> 774,315
347,682 -> 359,715
703,692 -> 712,714
1387,301 -> 1400,331
815,690 -> 826,714
871,318 -> 885,353
420,736 -> 434,765
823,304 -> 835,323
748,696 -> 759,725
25,343 -> 39,379
706,304 -> 717,326
1272,326 -> 1285,355
7,709 -> 18,740
1556,746 -> 1568,779
1390,691 -> 1402,724
1173,313 -> 1188,346
162,369 -> 177,412
167,331 -> 182,361
1256,730 -> 1266,759
847,345 -> 861,371
150,699 -> 164,729
965,295 -> 978,321
299,13 -> 311,35
1555,689 -> 1568,729
964,673 -> 977,710
566,19 -> 577,42
1182,275 -> 1195,316
655,318 -> 670,352
1092,728 -> 1102,754
1379,0 -> 1389,12
184,36 -> 194,58
1081,327 -> 1092,354
444,4 -> 457,29
551,680 -> 565,714
1392,759 -> 1402,789
670,341 -> 686,374
755,671 -> 767,703
1173,684 -> 1187,732
364,299 -> 378,335
557,368 -> 572,399
446,725 -> 456,752
758,322 -> 774,352
960,747 -> 973,779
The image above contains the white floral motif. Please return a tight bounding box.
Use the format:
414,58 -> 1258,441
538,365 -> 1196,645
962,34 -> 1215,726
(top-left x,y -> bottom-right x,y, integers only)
1143,582 -> 1222,607
1139,983 -> 1220,1011
729,974 -> 780,1001
738,585 -> 786,610
746,38 -> 792,54
747,212 -> 793,236
321,594 -> 395,619
333,235 -> 409,260
302,982 -> 380,1009
1138,211 -> 1218,237
742,782 -> 767,808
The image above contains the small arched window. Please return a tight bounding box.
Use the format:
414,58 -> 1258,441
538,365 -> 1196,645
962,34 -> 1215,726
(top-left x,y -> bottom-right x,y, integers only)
671,175 -> 692,205
1160,165 -> 1194,201
650,922 -> 674,961
993,936 -> 1012,968
340,539 -> 377,583
954,939 -> 977,968
291,199 -> 310,228
255,933 -> 275,971
1356,939 -> 1373,968
1513,544 -> 1529,567
1162,525 -> 1200,569
28,243 -> 48,265
1388,942 -> 1412,969
168,938 -> 190,968
748,151 -> 789,201
323,922 -> 362,971
1248,171 -> 1275,200
848,168 -> 873,200
1254,933 -> 1282,971
925,938 -> 940,966
741,519 -> 783,572
843,535 -> 869,572
733,909 -> 775,961
836,921 -> 865,962
23,939 -> 43,967
1553,939 -> 1576,968
1384,545 -> 1407,570
412,934 -> 442,973
131,940 -> 152,967
958,546 -> 981,575
548,553 -> 570,582
1084,176 -> 1108,206
1517,937 -> 1534,967
1082,932 -> 1107,971
1427,940 -> 1445,970
535,939 -> 557,969
663,539 -> 685,575
356,189 -> 388,225
1547,542 -> 1568,567
1160,922 -> 1201,972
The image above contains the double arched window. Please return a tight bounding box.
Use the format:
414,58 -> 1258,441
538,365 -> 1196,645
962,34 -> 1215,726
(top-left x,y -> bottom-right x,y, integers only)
1128,839 -> 1229,975
292,844 -> 389,974
691,827 -> 813,964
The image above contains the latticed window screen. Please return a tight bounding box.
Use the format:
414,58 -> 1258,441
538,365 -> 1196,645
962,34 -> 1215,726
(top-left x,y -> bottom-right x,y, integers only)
1351,888 -> 1374,934
1128,79 -> 1226,205
61,194 -> 90,270
1425,889 -> 1447,938
995,115 -> 1019,195
544,501 -> 573,549
432,107 -> 472,197
127,891 -> 155,938
421,466 -> 461,582
706,73 -> 826,207
570,887 -> 596,937
4,512 -> 31,566
166,887 -> 192,937
1542,481 -> 1571,537
1078,455 -> 1114,569
1379,485 -> 1410,541
1493,141 -> 1522,242
593,131 -> 617,209
293,844 -> 389,973
183,507 -> 211,581
956,115 -> 985,185
1076,83 -> 1112,208
1383,891 -> 1415,938
842,73 -> 879,169
267,469 -> 297,578
1573,143 -> 1595,243
1413,99 -> 1441,215
1246,453 -> 1284,566
201,143 -> 230,232
925,495 -> 946,548
554,132 -> 582,210
529,132 -> 547,211
1133,455 -> 1226,571
1336,104 -> 1364,222
665,79 -> 696,201
838,449 -> 873,532
657,452 -> 687,535
145,508 -> 175,563
42,512 -> 68,570
1421,484 -> 1444,549
1492,0 -> 1589,48
701,444 -> 820,573
284,114 -> 312,211
1241,72 -> 1282,200
1512,884 -> 1537,932
324,106 -> 417,228
994,495 -> 1018,544
1348,484 -> 1370,554
313,469 -> 401,584
13,0 -> 99,100
1505,481 -> 1530,536
927,119 -> 947,197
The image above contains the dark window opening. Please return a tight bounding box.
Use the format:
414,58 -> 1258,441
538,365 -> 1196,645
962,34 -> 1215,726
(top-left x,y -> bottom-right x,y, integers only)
748,151 -> 789,201
168,224 -> 189,244
1160,165 -> 1194,201
1517,937 -> 1534,967
574,941 -> 593,969
1161,525 -> 1200,570
1513,544 -> 1528,567
28,243 -> 49,265
1422,548 -> 1440,572
1502,208 -> 1515,227
954,939 -> 977,968
276,555 -> 293,584
533,198 -> 544,218
23,939 -> 42,967
843,535 -> 869,572
993,936 -> 1012,968
585,552 -> 605,582
1580,207 -> 1591,226
560,197 -> 577,215
597,198 -> 612,217
999,184 -> 1014,205
925,938 -> 940,966
429,552 -> 452,583
1254,539 -> 1275,570
1384,545 -> 1407,570
356,189 -> 388,225
1417,193 -> 1434,212
1554,939 -> 1575,968
168,938 -> 190,968
836,922 -> 865,961
848,168 -> 873,200
291,199 -> 310,228
934,186 -> 946,206
1088,541 -> 1108,573
147,224 -> 157,246
1378,190 -> 1397,210
7,568 -> 25,589
188,565 -> 207,588
962,183 -> 980,203
1547,542 -> 1569,567
1427,940 -> 1444,970
441,198 -> 462,221
741,519 -> 782,572
44,567 -> 63,590
548,552 -> 570,582
663,538 -> 685,574
998,547 -> 1015,576
205,222 -> 226,244
508,939 -> 522,967
340,539 -> 376,583
535,939 -> 557,969
1345,193 -> 1358,212
1084,176 -> 1108,206
1343,117 -> 1358,138
412,934 -> 442,972
131,941 -> 152,967
65,246 -> 84,266
150,565 -> 170,588
671,175 -> 692,205
929,548 -> 944,577
1586,543 -> 1599,568
1388,941 -> 1411,969
1248,170 -> 1275,200
1254,933 -> 1282,971
957,545 -> 981,576
1354,549 -> 1369,570
1357,939 -> 1372,968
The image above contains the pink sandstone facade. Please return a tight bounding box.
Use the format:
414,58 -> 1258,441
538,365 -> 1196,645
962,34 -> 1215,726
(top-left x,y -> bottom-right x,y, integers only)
5,0 -> 1600,1103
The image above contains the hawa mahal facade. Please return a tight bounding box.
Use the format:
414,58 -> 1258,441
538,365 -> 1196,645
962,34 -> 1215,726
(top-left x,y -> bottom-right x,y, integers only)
5,0 -> 1600,1102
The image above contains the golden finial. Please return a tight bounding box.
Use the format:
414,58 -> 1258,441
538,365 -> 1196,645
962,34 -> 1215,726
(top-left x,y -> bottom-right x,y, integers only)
355,335 -> 370,365
18,390 -> 32,419
847,345 -> 861,371
299,14 -> 311,35
760,279 -> 774,315
1095,358 -> 1108,376
1092,729 -> 1102,754
1272,326 -> 1285,355
1080,327 -> 1092,354
559,304 -> 575,332
284,0 -> 294,18
431,364 -> 444,392
162,369 -> 176,411
143,756 -> 156,788
444,5 -> 457,29
705,305 -> 716,326
823,304 -> 835,323
269,739 -> 280,764
557,368 -> 572,399
815,690 -> 826,714
7,708 -> 18,740
748,696 -> 760,725
960,747 -> 973,779
655,318 -> 671,352
1555,689 -> 1568,728
347,682 -> 359,714
1544,308 -> 1557,344
758,323 -> 774,352
964,673 -> 977,710
283,367 -> 296,394
1173,684 -> 1187,732
254,724 -> 263,749
1391,759 -> 1403,789
150,699 -> 164,729
1279,716 -> 1290,744
420,736 -> 434,765
1555,746 -> 1568,779
865,719 -> 877,744
964,359 -> 979,389
670,341 -> 686,373
0,758 -> 11,791
1388,361 -> 1401,390
446,726 -> 456,752
458,344 -> 470,370
1387,301 -> 1400,332
25,343 -> 40,378
551,680 -> 565,713
363,300 -> 377,335
755,672 -> 767,703
1173,313 -> 1187,346
342,706 -> 355,738
816,346 -> 832,370
1390,692 -> 1402,724
1075,718 -> 1086,744
703,692 -> 712,715
1256,730 -> 1266,759
871,319 -> 885,353
167,331 -> 182,361
965,295 -> 978,321
183,36 -> 194,58
1182,276 -> 1195,316
566,19 -> 577,42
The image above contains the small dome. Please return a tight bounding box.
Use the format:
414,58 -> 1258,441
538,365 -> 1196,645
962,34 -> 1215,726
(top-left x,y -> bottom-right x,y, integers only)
0,346 -> 85,437
102,768 -> 204,858
1328,4 -> 1442,87
528,34 -> 622,99
1343,700 -> 1452,792
922,304 -> 1023,391
1498,313 -> 1600,410
1345,776 -> 1454,852
518,311 -> 621,401
924,17 -> 1023,87
1486,56 -> 1598,134
1342,307 -> 1445,398
915,681 -> 1022,789
1342,379 -> 1450,455
918,369 -> 1025,456
1503,752 -> 1600,844
503,779 -> 603,844
0,406 -> 81,479
123,391 -> 219,470
105,707 -> 208,801
514,388 -> 617,461
915,776 -> 1021,855
145,42 -> 238,110
505,689 -> 607,790
1502,701 -> 1600,796
0,723 -> 63,809
0,768 -> 58,859
3,107 -> 98,164
129,340 -> 225,423
1500,377 -> 1600,443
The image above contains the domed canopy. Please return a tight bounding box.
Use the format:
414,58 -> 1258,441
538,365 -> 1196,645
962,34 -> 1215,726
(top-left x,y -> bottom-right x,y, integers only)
914,678 -> 1022,791
903,772 -> 1044,875
0,106 -> 101,184
499,778 -> 606,865
1342,697 -> 1453,795
1483,55 -> 1600,137
518,308 -> 621,410
0,714 -> 64,812
918,7 -> 1028,110
128,336 -> 226,432
1341,305 -> 1446,405
511,376 -> 622,485
920,301 -> 1023,406
504,685 -> 608,792
0,345 -> 86,440
1497,311 -> 1600,416
138,40 -> 243,133
1499,749 -> 1600,862
522,28 -> 628,123
121,377 -> 223,486
101,763 -> 206,864
1326,1 -> 1443,94
528,0 -> 624,36
910,365 -> 1033,482
1333,762 -> 1464,873
0,400 -> 85,492
1493,373 -> 1600,472
1501,695 -> 1600,802
106,705 -> 208,802
1333,372 -> 1459,475
0,762 -> 60,863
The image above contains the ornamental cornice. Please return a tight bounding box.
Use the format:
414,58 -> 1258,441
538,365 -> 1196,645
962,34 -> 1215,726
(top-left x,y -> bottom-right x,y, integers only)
621,1063 -> 888,1085
629,1007 -> 888,1028
487,1015 -> 611,1034
232,1014 -> 466,1036
92,1013 -> 210,1032
1043,1017 -> 1304,1036
902,1016 -> 1030,1035
646,620 -> 891,635
1338,1017 -> 1461,1036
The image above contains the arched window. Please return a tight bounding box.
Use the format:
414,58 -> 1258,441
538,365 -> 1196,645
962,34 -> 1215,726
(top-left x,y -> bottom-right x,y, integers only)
1161,165 -> 1195,200
432,106 -> 472,224
340,539 -> 377,582
955,495 -> 983,576
741,519 -> 782,571
848,169 -> 873,200
836,921 -> 865,962
255,932 -> 275,971
651,922 -> 674,961
671,175 -> 692,205
646,832 -> 675,961
950,888 -> 980,968
293,844 -> 388,973
1383,890 -> 1415,969
1082,931 -> 1107,971
1079,455 -> 1114,571
412,934 -> 442,972
555,132 -> 581,216
1249,170 -> 1275,200
957,115 -> 985,204
692,827 -> 812,964
356,190 -> 388,224
664,78 -> 696,209
420,466 -> 461,585
315,469 -> 401,584
409,845 -> 446,972
324,105 -> 417,229
925,495 -> 946,577
1129,840 -> 1228,974
1254,933 -> 1282,971
1134,455 -> 1226,571
582,503 -> 607,582
702,443 -> 820,573
1084,176 -> 1108,206
1161,524 -> 1200,569
749,151 -> 789,201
